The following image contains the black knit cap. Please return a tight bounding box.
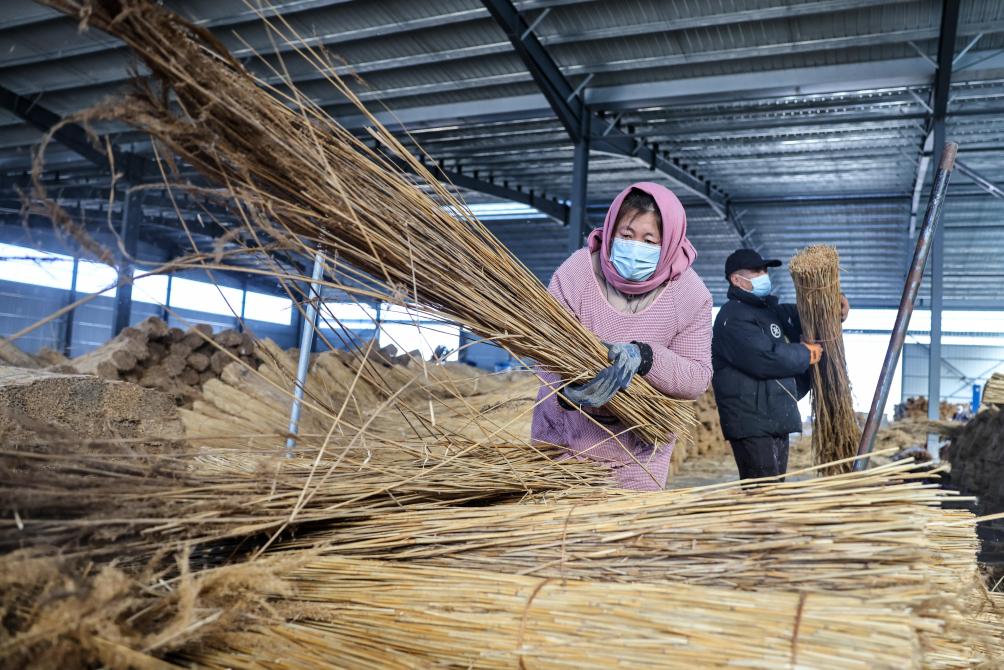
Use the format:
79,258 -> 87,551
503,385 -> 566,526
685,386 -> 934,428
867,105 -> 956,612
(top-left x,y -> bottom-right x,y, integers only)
724,248 -> 781,278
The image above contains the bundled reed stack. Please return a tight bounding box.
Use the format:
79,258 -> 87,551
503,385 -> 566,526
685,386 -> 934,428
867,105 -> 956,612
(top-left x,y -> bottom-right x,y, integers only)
0,338 -> 60,368
281,461 -> 1002,667
68,316 -> 259,405
0,434 -> 607,566
188,556 -> 929,670
947,405 -> 1004,514
982,372 -> 1004,406
898,395 -> 958,420
184,338 -> 540,449
789,246 -> 860,473
37,0 -> 693,446
670,388 -> 729,473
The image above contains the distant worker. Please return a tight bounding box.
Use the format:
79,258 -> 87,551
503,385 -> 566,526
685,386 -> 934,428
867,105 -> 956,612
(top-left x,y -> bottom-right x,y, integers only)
712,249 -> 850,480
531,182 -> 713,491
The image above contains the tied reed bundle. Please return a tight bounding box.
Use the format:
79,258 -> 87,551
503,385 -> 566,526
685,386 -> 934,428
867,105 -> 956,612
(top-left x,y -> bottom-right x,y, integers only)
0,438 -> 608,565
789,246 -> 860,474
983,372 -> 1004,406
187,556 -> 928,670
36,0 -> 694,446
285,461 -> 1003,667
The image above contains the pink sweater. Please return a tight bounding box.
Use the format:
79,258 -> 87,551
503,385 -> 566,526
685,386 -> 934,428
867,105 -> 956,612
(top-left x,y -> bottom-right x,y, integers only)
531,249 -> 713,490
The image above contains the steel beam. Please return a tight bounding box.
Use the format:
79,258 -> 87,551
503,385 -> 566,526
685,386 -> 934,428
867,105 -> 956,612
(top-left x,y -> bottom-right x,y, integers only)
0,85 -> 148,182
955,160 -> 1004,199
481,0 -> 585,139
927,0 -> 961,448
481,0 -> 733,230
401,156 -> 569,222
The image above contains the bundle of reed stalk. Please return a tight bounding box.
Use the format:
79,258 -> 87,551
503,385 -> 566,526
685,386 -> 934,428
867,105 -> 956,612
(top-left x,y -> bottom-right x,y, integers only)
984,372 -> 1004,406
0,437 -> 608,566
279,461 -> 1002,667
293,461 -> 965,590
187,556 -> 929,670
789,245 -> 860,474
183,339 -> 541,450
37,0 -> 693,446
1,548 -> 300,670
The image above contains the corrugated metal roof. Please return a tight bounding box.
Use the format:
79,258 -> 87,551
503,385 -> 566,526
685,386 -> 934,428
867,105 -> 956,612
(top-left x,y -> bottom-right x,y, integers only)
0,0 -> 1003,308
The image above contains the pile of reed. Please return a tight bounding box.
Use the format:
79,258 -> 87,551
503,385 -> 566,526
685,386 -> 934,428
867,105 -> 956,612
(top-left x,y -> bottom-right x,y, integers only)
984,372 -> 1004,406
187,556 -> 929,670
0,437 -> 608,566
280,460 -> 1004,667
182,338 -> 541,449
37,0 -> 692,446
789,245 -> 860,473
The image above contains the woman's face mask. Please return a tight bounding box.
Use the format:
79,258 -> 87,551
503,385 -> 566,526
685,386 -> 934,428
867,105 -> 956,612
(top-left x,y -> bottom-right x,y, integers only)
610,238 -> 661,281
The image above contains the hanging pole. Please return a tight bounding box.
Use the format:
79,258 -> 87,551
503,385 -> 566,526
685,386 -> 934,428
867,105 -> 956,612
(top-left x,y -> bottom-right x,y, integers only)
856,143 -> 957,470
286,252 -> 325,454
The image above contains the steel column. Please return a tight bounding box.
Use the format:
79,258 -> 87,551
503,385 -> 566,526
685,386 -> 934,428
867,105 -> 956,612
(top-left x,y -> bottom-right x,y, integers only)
926,0 -> 960,451
928,121 -> 947,448
286,253 -> 325,454
111,190 -> 143,335
568,114 -> 590,253
161,273 -> 172,323
61,256 -> 79,356
238,274 -> 249,332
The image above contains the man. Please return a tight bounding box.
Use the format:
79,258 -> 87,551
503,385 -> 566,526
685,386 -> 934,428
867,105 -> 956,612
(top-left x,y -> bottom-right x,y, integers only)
712,249 -> 849,480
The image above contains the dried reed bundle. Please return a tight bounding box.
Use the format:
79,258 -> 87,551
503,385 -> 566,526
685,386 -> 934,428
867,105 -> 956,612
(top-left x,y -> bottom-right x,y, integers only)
0,438 -> 608,565
282,463 -> 960,589
182,341 -> 541,450
186,556 -> 928,670
789,246 -> 860,473
38,0 -> 693,446
0,548 -> 298,670
984,372 -> 1004,406
281,461 -> 1001,667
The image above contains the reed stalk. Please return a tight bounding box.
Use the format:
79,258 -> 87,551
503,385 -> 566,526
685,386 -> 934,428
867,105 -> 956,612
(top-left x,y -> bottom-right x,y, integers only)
186,556 -> 929,670
36,0 -> 694,446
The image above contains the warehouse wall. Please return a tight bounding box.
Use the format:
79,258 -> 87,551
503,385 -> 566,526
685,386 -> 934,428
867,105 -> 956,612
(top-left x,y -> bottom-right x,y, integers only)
0,223 -> 299,355
902,342 -> 1004,408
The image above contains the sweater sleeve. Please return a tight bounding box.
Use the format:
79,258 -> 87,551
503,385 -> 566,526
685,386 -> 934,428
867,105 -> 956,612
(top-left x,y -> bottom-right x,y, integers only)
640,294 -> 713,400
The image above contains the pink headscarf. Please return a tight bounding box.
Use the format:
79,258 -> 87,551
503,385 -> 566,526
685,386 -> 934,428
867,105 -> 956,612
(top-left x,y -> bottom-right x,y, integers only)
586,182 -> 697,295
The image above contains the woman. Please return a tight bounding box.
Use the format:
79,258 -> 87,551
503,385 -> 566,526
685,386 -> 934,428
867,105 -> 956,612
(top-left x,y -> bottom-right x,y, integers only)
531,182 -> 713,490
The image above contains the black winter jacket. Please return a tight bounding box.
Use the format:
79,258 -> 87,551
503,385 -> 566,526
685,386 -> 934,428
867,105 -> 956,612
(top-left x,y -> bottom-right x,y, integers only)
712,285 -> 811,440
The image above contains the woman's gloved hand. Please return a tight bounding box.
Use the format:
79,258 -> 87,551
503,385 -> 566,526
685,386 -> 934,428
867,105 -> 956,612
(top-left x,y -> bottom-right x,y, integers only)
560,342 -> 649,409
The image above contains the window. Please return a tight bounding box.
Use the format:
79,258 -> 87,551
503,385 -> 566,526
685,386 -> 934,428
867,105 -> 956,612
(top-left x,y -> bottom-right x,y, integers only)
445,202 -> 550,221
243,290 -> 293,325
167,276 -> 243,316
378,303 -> 459,361
131,272 -> 169,304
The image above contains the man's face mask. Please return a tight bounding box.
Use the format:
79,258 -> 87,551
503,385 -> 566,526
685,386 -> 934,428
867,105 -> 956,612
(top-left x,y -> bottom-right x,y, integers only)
748,273 -> 772,297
